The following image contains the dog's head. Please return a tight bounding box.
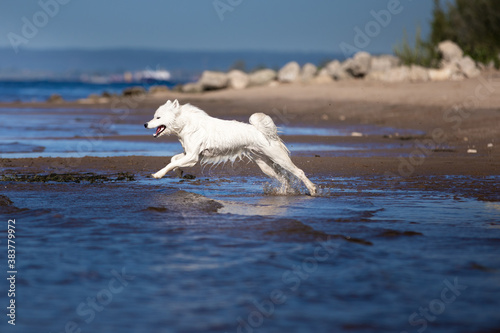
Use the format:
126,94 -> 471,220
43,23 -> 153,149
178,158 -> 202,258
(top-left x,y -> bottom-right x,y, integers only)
144,99 -> 181,138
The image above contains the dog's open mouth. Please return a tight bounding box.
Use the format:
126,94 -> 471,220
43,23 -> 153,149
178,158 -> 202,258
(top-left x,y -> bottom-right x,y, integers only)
154,125 -> 166,138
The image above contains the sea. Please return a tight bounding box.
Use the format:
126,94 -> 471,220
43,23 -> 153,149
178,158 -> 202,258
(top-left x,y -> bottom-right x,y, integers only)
0,80 -> 177,103
0,48 -> 341,102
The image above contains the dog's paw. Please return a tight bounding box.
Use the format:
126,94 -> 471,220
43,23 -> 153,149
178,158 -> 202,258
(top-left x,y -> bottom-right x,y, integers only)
151,173 -> 163,179
309,186 -> 319,197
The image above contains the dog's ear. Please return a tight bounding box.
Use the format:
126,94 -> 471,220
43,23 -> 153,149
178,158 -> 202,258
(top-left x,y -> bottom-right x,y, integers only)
172,99 -> 179,109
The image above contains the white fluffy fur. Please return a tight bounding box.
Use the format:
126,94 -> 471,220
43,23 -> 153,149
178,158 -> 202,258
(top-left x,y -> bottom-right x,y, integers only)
144,99 -> 317,196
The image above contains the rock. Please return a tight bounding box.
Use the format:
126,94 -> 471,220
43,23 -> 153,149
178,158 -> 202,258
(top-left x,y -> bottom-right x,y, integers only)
278,61 -> 300,83
440,60 -> 465,81
198,71 -> 228,90
317,67 -> 330,77
248,69 -> 277,86
457,56 -> 480,78
312,68 -> 334,84
227,70 -> 249,90
123,86 -> 146,97
367,66 -> 410,83
181,82 -> 204,93
370,55 -> 400,72
47,94 -> 63,103
324,60 -> 350,80
149,85 -> 169,94
325,60 -> 340,76
344,52 -> 371,77
365,70 -> 383,81
428,67 -> 452,81
0,195 -> 13,206
409,65 -> 429,82
450,71 -> 466,81
300,63 -> 317,82
171,84 -> 184,92
438,40 -> 463,63
162,190 -> 223,213
81,94 -> 109,104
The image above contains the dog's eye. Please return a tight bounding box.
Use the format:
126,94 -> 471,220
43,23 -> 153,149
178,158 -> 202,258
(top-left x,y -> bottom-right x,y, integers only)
156,117 -> 160,119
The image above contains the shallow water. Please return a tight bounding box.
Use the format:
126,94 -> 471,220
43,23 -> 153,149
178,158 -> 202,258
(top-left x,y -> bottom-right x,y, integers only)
1,108 -> 420,158
1,175 -> 499,333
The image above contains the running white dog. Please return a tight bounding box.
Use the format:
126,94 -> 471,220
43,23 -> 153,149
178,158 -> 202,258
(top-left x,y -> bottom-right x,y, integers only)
144,99 -> 317,196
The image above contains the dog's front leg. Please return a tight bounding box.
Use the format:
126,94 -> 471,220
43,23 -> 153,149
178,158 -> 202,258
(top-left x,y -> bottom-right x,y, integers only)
152,168 -> 170,179
152,152 -> 199,179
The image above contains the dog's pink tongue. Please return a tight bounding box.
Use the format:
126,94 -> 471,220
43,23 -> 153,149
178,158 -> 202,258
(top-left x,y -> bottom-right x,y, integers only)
155,126 -> 163,136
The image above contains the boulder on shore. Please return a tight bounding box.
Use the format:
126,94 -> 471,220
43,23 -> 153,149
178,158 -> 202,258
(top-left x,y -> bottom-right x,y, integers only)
300,63 -> 317,82
149,85 -> 169,95
312,68 -> 334,84
370,55 -> 400,72
122,86 -> 146,97
323,60 -> 350,80
198,71 -> 228,90
438,40 -> 463,63
367,66 -> 410,83
248,69 -> 277,86
227,70 -> 250,90
278,61 -> 300,83
344,52 -> 371,77
428,68 -> 452,81
457,56 -> 481,78
182,82 -> 204,93
409,65 -> 430,82
47,94 -> 63,103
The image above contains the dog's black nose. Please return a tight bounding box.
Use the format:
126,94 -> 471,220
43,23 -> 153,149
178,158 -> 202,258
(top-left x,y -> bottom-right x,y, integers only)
144,123 -> 148,128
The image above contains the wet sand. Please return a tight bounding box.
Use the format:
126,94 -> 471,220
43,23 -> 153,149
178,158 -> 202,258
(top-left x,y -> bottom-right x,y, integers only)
2,72 -> 499,185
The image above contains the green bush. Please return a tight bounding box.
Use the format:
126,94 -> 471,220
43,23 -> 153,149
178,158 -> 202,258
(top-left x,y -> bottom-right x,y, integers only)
393,27 -> 437,68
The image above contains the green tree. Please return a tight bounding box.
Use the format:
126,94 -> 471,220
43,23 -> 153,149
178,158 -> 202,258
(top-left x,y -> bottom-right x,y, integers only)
447,0 -> 500,65
395,0 -> 500,67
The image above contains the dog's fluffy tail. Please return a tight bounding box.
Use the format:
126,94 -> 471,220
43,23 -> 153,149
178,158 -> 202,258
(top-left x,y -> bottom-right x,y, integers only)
249,113 -> 290,155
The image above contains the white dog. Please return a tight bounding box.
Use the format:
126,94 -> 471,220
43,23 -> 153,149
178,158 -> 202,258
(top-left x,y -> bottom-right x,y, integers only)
144,100 -> 317,196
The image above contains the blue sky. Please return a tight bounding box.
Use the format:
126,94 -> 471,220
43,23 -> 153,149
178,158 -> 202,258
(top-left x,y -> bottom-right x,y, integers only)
0,0 -> 434,54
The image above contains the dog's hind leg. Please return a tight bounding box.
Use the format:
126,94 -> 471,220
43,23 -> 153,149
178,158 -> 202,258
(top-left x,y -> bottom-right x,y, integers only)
263,147 -> 317,196
255,157 -> 289,186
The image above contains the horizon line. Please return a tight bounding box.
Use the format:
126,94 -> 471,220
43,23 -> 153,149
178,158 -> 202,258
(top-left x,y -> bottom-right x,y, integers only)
0,46 -> 392,56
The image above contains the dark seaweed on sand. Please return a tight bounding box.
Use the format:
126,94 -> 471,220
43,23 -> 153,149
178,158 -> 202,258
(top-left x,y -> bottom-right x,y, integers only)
0,172 -> 135,183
